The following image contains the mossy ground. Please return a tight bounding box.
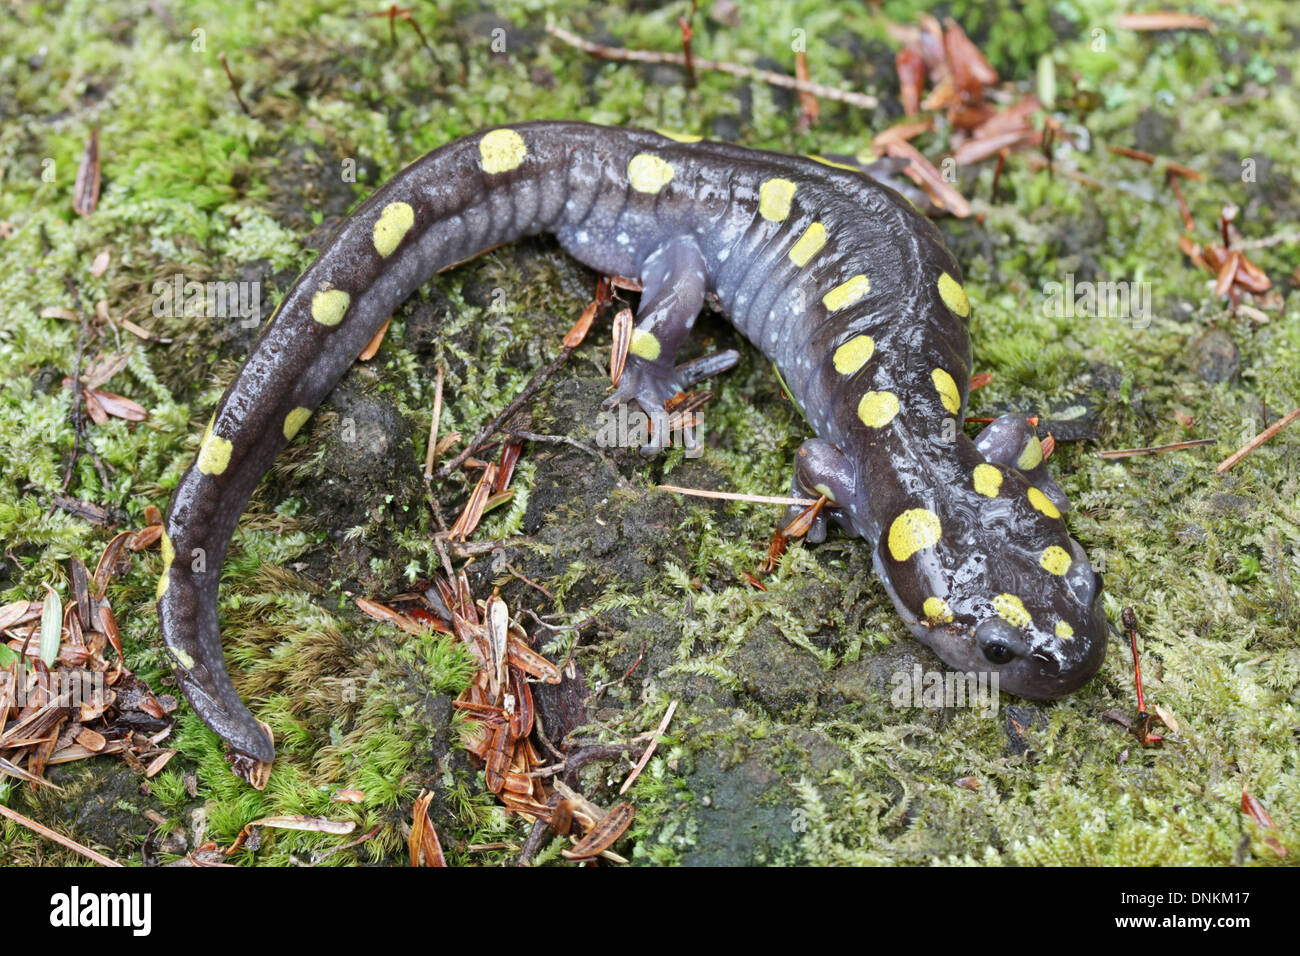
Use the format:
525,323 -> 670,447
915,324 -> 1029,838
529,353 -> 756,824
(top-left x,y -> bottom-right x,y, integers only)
1,0 -> 1297,865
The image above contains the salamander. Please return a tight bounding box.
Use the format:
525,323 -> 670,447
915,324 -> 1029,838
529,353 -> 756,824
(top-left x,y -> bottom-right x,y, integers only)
157,121 -> 1108,767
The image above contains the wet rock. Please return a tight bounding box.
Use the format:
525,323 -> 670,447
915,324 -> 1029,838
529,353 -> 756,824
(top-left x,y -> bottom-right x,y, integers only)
677,750 -> 799,866
1187,328 -> 1240,383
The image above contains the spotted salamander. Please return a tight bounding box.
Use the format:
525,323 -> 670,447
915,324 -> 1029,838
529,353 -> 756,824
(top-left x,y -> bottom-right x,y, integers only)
158,121 -> 1108,766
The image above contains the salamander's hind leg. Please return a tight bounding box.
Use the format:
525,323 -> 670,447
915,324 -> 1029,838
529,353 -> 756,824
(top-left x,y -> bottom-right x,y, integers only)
603,236 -> 736,455
975,413 -> 1070,512
780,438 -> 857,544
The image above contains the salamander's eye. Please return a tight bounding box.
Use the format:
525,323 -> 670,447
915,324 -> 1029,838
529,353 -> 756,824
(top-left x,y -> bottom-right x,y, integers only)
982,642 -> 1015,665
976,618 -> 1026,664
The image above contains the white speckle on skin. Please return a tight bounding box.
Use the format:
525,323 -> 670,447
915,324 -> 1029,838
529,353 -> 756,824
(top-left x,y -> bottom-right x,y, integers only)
577,230 -> 589,244
718,248 -> 730,262
617,232 -> 630,245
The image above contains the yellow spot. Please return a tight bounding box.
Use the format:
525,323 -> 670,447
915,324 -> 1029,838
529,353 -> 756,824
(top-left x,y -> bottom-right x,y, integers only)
857,390 -> 899,428
808,154 -> 859,172
628,153 -> 674,193
1027,486 -> 1061,519
479,128 -> 527,174
156,531 -> 175,600
311,288 -> 350,326
759,178 -> 797,222
284,406 -> 312,440
629,329 -> 661,361
972,463 -> 1002,498
372,201 -> 414,257
932,368 -> 961,414
1017,436 -> 1044,470
822,275 -> 870,312
832,334 -> 874,375
888,508 -> 941,562
937,272 -> 970,318
656,129 -> 702,143
813,483 -> 834,500
197,432 -> 233,476
1039,546 -> 1072,576
1055,621 -> 1074,641
171,646 -> 195,670
788,222 -> 827,267
994,593 -> 1032,629
923,596 -> 953,623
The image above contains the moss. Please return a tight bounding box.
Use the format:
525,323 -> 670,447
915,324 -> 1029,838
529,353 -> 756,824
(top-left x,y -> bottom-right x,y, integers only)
1,0 -> 1297,865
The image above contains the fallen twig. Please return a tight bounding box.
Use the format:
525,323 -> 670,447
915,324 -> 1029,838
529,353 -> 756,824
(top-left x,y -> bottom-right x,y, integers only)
1215,407 -> 1300,474
619,699 -> 678,795
546,25 -> 877,110
436,347 -> 575,481
658,484 -> 818,507
1097,438 -> 1215,459
0,802 -> 121,866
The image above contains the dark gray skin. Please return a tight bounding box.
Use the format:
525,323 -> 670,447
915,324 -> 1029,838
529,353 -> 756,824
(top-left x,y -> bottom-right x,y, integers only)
158,121 -> 1107,772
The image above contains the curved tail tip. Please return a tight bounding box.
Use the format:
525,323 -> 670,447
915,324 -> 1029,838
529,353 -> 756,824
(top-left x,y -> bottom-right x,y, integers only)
236,728 -> 276,765
174,670 -> 276,764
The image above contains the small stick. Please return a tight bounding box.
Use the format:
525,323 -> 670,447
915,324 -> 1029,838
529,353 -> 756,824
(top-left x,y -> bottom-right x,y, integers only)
423,365 -> 450,538
658,484 -> 818,508
1167,172 -> 1196,233
436,347 -> 575,481
546,25 -> 878,110
1215,407 -> 1300,474
619,699 -> 678,795
217,52 -> 251,116
1106,144 -> 1204,181
679,4 -> 696,87
424,363 -> 446,479
0,802 -> 121,866
1120,608 -> 1161,747
500,427 -> 630,490
1097,438 -> 1215,459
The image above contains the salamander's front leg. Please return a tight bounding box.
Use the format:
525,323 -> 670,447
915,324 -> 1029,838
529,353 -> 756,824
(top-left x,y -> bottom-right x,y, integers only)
603,236 -> 735,454
974,413 -> 1070,512
780,438 -> 857,544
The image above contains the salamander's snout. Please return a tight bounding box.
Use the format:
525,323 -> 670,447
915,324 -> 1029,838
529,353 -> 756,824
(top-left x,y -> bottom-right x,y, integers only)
1018,580 -> 1108,698
892,531 -> 1110,701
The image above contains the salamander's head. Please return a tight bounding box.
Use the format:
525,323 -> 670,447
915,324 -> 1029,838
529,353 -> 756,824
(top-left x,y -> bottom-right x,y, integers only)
870,460 -> 1107,699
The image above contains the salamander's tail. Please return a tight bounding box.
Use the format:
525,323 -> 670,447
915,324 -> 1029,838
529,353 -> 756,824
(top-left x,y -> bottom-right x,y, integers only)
156,123 -> 577,767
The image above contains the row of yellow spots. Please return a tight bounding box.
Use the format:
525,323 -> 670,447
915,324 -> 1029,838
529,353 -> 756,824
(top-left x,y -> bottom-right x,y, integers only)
172,403 -> 314,595
923,590 -> 1076,644
973,461 -> 1061,523
814,258 -> 967,432
892,483 -> 1073,636
307,198 -> 417,329
307,129 -> 533,333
